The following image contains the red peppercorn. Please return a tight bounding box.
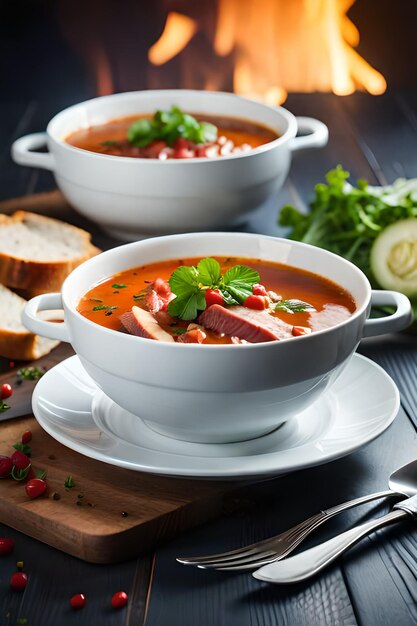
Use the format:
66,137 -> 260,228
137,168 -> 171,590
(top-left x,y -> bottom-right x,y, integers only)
205,289 -> 224,308
70,593 -> 86,609
1,383 -> 13,400
10,562 -> 28,591
244,295 -> 269,310
0,537 -> 14,556
111,591 -> 128,609
21,430 -> 32,444
0,456 -> 12,478
252,283 -> 267,296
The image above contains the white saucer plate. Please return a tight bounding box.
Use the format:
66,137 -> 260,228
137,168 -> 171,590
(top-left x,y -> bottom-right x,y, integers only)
32,354 -> 399,480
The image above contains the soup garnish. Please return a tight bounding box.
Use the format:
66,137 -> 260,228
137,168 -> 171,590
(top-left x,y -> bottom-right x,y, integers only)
77,257 -> 356,344
65,107 -> 278,160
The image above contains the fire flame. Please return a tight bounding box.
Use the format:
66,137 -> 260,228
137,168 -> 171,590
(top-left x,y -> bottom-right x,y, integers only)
148,0 -> 386,103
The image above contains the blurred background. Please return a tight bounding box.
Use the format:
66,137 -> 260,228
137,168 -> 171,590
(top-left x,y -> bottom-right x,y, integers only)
1,0 -> 415,103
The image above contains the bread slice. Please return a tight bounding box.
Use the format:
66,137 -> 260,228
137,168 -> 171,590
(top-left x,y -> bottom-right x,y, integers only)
0,211 -> 99,294
0,284 -> 60,360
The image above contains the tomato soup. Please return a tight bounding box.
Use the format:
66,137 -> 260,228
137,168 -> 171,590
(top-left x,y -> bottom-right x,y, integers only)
66,114 -> 278,159
77,257 -> 356,345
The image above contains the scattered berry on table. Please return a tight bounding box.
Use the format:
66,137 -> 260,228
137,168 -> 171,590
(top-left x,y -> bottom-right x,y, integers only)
0,537 -> 15,556
70,593 -> 86,609
111,591 -> 128,609
10,562 -> 28,591
21,431 -> 32,444
0,383 -> 13,399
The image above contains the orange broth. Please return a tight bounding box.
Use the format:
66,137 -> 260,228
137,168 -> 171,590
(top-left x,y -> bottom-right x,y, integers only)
77,257 -> 356,344
65,114 -> 278,156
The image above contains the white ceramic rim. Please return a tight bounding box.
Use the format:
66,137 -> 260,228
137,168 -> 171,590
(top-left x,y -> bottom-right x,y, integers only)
47,89 -> 298,164
61,232 -> 371,350
31,353 -> 399,479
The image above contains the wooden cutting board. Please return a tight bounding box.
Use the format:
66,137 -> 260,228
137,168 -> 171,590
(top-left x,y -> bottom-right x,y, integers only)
0,394 -> 241,564
0,193 -> 244,564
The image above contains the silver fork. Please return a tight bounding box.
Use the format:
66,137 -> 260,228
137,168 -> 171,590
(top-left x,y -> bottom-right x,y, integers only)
176,490 -> 394,570
177,459 -> 417,571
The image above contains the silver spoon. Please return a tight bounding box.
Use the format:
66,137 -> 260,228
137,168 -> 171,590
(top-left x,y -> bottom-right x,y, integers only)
177,458 -> 417,570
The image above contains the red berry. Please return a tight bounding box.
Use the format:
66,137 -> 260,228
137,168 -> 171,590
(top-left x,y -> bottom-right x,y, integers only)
0,456 -> 12,478
111,591 -> 128,609
10,451 -> 31,470
25,478 -> 47,499
205,289 -> 224,308
70,593 -> 86,609
0,537 -> 14,555
244,295 -> 268,310
252,283 -> 267,296
21,431 -> 32,444
1,383 -> 13,399
10,571 -> 28,592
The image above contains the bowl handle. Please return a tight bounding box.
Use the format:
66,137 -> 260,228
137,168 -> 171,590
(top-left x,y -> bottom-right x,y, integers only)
11,133 -> 55,171
289,117 -> 329,153
22,293 -> 70,342
363,290 -> 413,338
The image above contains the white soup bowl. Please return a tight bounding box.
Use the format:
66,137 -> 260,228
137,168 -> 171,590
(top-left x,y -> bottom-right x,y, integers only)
22,233 -> 412,443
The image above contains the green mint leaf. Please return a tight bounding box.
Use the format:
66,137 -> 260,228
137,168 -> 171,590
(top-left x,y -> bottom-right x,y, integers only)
222,284 -> 252,305
200,122 -> 217,144
128,106 -> 218,149
221,265 -> 260,304
13,442 -> 32,457
168,291 -> 206,321
36,468 -> 47,480
172,328 -> 188,335
92,305 -> 118,311
197,258 -> 222,286
275,299 -> 315,314
169,265 -> 200,294
128,119 -> 155,147
223,265 -> 260,287
111,283 -> 127,289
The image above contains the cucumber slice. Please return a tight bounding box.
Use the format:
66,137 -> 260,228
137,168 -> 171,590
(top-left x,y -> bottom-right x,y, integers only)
370,218 -> 417,296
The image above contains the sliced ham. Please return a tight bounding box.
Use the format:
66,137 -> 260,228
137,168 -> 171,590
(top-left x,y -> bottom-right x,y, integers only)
120,306 -> 174,342
198,304 -> 293,343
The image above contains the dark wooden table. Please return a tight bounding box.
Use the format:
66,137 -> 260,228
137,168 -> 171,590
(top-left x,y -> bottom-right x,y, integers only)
1,92 -> 417,626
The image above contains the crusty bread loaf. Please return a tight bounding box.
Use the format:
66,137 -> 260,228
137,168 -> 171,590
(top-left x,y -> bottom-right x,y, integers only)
0,284 -> 60,360
0,211 -> 99,294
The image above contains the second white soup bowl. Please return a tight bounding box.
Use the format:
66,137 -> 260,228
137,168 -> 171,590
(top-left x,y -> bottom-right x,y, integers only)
23,233 -> 412,443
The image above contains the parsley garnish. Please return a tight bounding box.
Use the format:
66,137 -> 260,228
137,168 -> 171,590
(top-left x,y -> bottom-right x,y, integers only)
172,328 -> 188,335
92,305 -> 118,312
112,283 -> 127,289
167,258 -> 260,321
128,106 -> 218,148
275,299 -> 315,314
17,366 -> 45,381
